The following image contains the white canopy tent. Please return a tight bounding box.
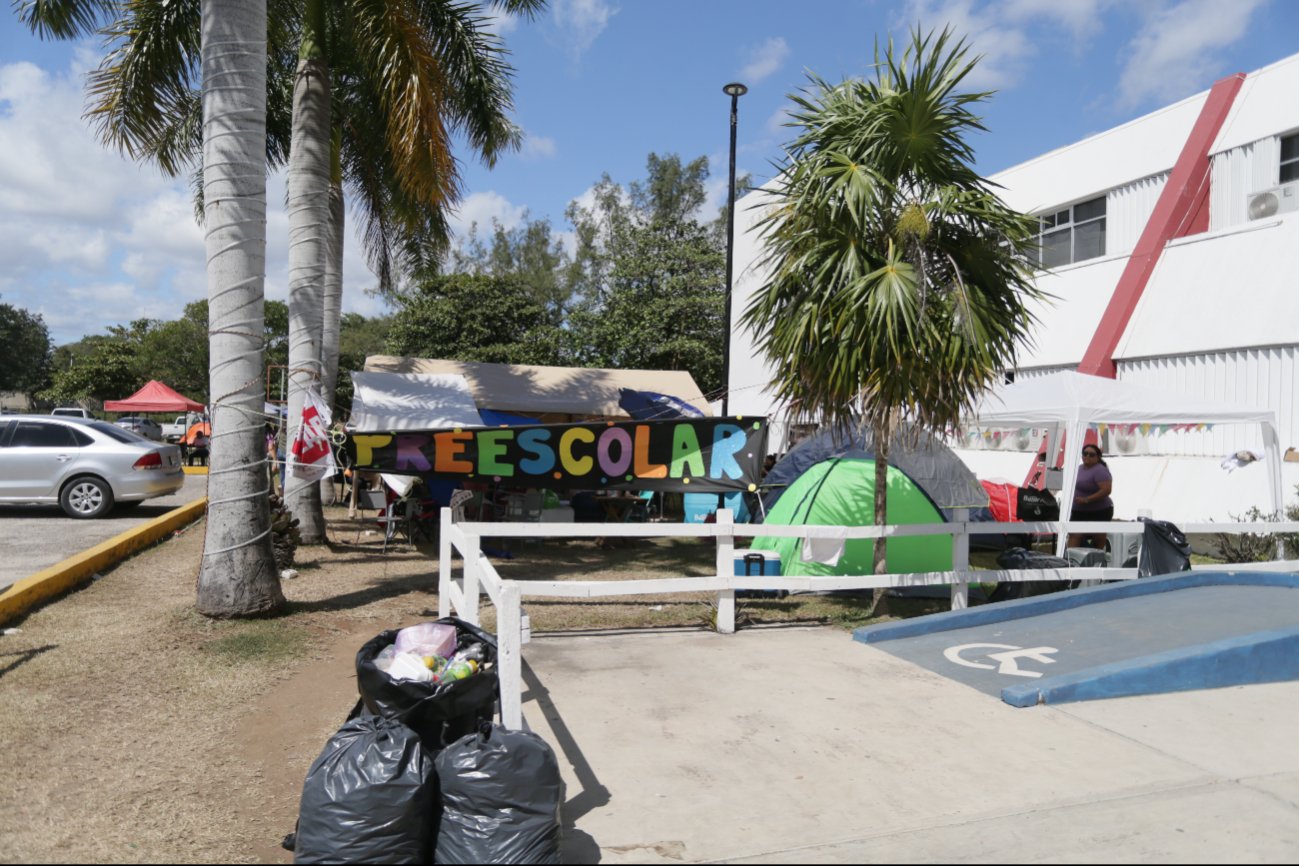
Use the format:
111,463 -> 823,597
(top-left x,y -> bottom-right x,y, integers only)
970,371 -> 1283,555
348,371 -> 484,431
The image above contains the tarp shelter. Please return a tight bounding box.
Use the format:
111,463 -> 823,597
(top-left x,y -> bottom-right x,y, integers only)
969,371 -> 1284,555
755,424 -> 988,576
104,380 -> 204,413
618,388 -> 705,420
364,356 -> 711,420
348,371 -> 484,431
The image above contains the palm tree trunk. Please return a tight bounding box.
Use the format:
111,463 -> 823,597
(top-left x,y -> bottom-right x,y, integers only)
196,0 -> 284,617
284,0 -> 330,542
318,135 -> 344,506
871,419 -> 891,614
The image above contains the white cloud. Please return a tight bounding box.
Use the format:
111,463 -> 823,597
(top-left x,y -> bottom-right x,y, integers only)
521,134 -> 557,160
741,37 -> 790,84
449,190 -> 529,238
900,0 -> 1033,90
765,105 -> 793,139
1117,0 -> 1268,108
0,56 -> 396,344
552,0 -> 616,59
898,0 -> 1118,90
483,4 -> 521,36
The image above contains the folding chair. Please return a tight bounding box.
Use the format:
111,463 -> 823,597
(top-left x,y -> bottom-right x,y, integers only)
355,487 -> 412,553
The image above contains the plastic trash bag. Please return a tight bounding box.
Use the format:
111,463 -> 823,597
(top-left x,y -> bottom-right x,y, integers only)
293,714 -> 437,864
1138,517 -> 1192,577
394,622 -> 458,658
435,724 -> 564,865
357,617 -> 499,747
989,547 -> 1075,601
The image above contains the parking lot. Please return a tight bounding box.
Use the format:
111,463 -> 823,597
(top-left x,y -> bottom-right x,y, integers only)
0,474 -> 207,590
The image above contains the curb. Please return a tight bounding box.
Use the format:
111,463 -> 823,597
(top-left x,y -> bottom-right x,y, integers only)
0,498 -> 209,626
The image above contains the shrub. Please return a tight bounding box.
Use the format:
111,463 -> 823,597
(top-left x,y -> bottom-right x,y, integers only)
1211,485 -> 1299,562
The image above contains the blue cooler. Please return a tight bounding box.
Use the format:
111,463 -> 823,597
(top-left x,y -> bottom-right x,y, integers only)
733,549 -> 786,598
684,491 -> 751,523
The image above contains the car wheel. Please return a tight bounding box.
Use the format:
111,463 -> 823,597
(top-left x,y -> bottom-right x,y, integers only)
60,476 -> 115,519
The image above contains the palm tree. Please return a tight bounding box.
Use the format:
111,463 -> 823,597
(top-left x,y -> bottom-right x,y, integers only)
17,0 -> 285,615
742,28 -> 1044,590
82,0 -> 542,540
195,0 -> 285,615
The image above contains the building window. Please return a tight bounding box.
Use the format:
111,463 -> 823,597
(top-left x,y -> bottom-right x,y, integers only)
1034,195 -> 1106,268
1282,132 -> 1299,184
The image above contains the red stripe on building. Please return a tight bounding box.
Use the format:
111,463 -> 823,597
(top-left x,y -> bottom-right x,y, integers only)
1077,73 -> 1246,379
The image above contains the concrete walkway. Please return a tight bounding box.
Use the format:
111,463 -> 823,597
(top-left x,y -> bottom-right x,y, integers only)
521,626 -> 1299,863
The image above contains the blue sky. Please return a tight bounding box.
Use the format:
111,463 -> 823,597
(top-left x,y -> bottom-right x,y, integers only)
2,0 -> 1297,346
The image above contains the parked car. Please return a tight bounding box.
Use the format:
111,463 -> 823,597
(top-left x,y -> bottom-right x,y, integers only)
115,416 -> 164,441
0,415 -> 185,518
51,407 -> 94,419
162,412 -> 208,444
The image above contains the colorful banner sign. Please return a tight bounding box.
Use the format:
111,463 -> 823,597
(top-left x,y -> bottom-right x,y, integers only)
338,416 -> 769,493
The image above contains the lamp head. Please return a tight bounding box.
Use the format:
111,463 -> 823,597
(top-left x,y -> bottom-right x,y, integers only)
723,82 -> 748,98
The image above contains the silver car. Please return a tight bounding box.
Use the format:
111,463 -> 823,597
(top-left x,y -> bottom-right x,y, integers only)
115,415 -> 164,441
0,415 -> 185,518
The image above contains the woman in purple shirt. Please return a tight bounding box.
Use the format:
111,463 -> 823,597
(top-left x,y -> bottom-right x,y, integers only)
1068,444 -> 1113,550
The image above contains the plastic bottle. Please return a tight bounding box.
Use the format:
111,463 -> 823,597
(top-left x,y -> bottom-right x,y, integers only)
442,659 -> 479,681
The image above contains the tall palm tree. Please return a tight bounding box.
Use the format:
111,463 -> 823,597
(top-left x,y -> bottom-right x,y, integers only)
195,0 -> 285,615
17,0 -> 285,615
283,0 -> 332,539
742,28 -> 1044,590
81,0 -> 543,540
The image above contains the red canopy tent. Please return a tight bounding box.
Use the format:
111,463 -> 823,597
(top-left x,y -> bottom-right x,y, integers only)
103,380 -> 205,413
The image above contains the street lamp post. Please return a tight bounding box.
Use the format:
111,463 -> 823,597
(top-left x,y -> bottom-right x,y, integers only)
719,82 -> 746,515
720,82 -> 746,420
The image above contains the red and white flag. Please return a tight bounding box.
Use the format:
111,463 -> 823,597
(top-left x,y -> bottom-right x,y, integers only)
289,389 -> 335,481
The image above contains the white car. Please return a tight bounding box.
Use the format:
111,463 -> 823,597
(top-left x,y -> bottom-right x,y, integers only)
0,415 -> 185,518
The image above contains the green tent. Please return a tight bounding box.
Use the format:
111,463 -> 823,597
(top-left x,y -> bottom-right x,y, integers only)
754,457 -> 951,576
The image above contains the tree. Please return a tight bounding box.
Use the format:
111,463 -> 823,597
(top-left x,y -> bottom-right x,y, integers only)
75,0 -> 543,538
0,299 -> 53,395
16,0 -> 284,617
568,219 -> 724,393
385,273 -> 567,365
451,215 -> 574,325
563,153 -> 728,395
132,303 -> 211,402
742,29 -> 1044,589
39,336 -> 139,407
195,0 -> 285,616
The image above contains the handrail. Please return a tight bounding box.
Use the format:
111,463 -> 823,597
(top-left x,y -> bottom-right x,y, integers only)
436,508 -> 1298,729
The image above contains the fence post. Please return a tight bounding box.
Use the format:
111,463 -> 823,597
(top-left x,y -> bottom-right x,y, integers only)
439,507 -> 453,618
497,582 -> 523,729
715,508 -> 736,634
463,530 -> 481,625
950,510 -> 970,610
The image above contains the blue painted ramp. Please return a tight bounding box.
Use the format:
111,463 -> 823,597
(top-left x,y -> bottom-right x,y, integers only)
854,571 -> 1299,707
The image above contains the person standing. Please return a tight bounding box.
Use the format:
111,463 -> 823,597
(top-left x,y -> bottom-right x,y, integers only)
1068,444 -> 1113,550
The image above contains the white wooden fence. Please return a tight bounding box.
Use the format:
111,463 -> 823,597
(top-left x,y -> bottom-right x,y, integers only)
435,509 -> 1299,729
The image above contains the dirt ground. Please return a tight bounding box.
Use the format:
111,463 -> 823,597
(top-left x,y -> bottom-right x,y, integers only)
0,506 -> 921,863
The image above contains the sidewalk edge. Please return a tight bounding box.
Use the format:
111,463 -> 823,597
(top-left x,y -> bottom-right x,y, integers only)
0,498 -> 208,625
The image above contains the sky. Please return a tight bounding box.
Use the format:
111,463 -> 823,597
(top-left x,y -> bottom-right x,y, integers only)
2,0 -> 1297,347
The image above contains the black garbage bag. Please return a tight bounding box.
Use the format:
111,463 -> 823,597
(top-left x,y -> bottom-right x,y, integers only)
293,714 -> 436,864
1016,486 -> 1060,521
1138,517 -> 1192,577
356,617 -> 500,748
989,547 -> 1075,602
435,724 -> 564,865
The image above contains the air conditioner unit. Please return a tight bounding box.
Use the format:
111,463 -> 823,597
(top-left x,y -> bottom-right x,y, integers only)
1246,182 -> 1299,220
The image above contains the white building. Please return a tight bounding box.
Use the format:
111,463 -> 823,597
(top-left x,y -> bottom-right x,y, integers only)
727,52 -> 1299,523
